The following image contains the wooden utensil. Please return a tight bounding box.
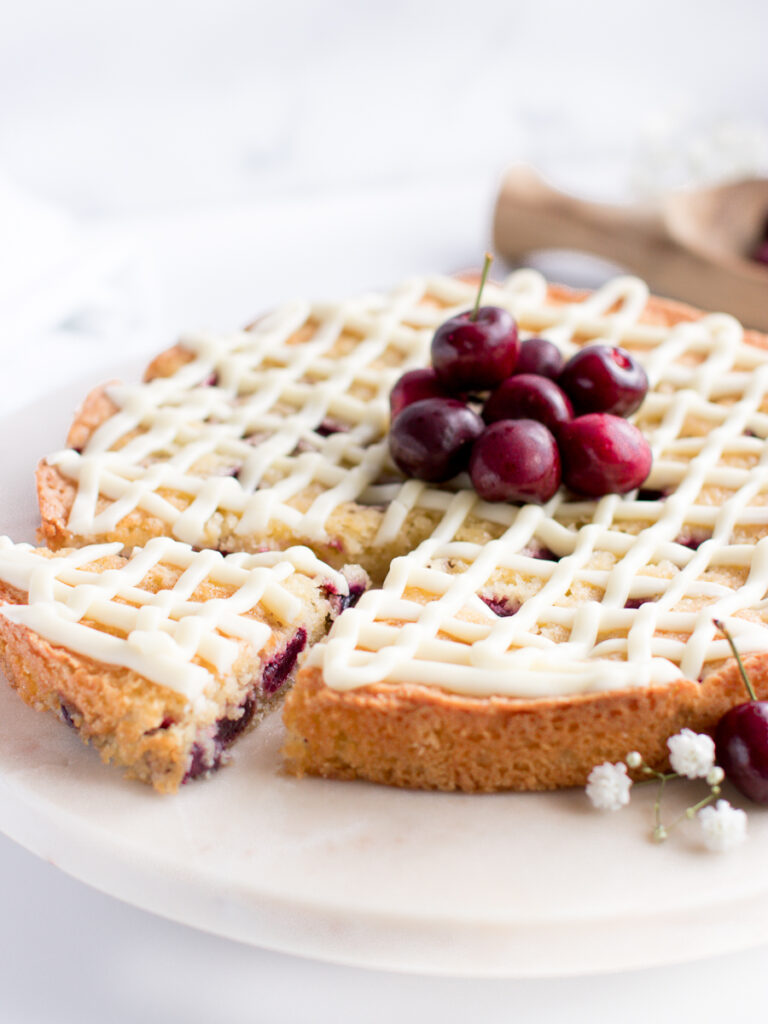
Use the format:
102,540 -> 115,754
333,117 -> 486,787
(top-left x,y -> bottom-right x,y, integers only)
493,164 -> 768,330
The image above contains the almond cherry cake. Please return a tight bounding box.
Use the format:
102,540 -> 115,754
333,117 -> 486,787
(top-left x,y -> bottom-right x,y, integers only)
0,537 -> 360,791
5,268 -> 768,791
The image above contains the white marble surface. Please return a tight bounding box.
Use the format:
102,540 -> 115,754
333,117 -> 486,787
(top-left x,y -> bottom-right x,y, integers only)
3,1 -> 768,1019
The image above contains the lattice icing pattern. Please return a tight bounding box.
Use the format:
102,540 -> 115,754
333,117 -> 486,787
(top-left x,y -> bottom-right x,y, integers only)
42,270 -> 768,697
0,536 -> 347,708
47,272 -> 565,547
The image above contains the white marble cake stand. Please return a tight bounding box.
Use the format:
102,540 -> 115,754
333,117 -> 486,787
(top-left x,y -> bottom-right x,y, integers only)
0,373 -> 767,979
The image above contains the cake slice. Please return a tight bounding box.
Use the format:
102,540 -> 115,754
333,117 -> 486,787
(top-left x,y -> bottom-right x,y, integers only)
0,535 -> 362,791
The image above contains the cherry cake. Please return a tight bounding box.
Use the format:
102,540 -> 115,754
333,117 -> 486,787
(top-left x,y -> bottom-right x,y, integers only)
19,269 -> 768,791
0,537 -> 362,791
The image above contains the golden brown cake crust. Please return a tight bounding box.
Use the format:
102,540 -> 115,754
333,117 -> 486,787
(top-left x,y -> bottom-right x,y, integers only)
0,577 -> 191,792
281,656 -> 768,792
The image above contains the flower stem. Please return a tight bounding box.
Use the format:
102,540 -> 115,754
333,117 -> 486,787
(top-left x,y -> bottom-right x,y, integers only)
714,618 -> 757,701
670,791 -> 717,829
471,252 -> 493,322
654,772 -> 668,839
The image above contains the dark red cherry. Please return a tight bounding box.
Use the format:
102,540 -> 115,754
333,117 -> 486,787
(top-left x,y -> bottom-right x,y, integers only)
716,702 -> 768,804
389,398 -> 483,482
390,368 -> 450,419
483,374 -> 573,435
514,337 -> 564,379
558,414 -> 652,496
469,420 -> 561,504
559,344 -> 648,417
431,307 -> 519,391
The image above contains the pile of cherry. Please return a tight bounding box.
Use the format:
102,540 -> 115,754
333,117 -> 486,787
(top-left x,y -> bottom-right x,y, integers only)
388,291 -> 653,504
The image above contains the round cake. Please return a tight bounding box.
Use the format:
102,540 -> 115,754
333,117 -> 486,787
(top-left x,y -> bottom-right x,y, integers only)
23,269 -> 768,790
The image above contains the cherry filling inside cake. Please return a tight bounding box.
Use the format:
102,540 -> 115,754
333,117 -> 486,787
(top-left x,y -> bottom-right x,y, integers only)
179,626 -> 312,782
56,627 -> 311,785
0,537 -> 364,792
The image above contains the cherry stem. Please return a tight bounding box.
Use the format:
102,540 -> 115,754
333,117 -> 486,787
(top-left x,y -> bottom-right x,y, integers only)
714,618 -> 757,701
471,252 -> 493,322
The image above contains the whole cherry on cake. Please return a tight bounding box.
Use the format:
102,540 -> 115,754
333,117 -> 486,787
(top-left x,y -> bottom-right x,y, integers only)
558,414 -> 652,496
483,374 -> 573,436
387,259 -> 654,504
513,337 -> 564,379
713,620 -> 768,804
559,344 -> 648,417
470,420 -> 561,503
388,397 -> 483,482
390,368 -> 451,419
431,253 -> 520,390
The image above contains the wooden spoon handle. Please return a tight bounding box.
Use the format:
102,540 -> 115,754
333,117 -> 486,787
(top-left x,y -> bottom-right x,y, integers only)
493,165 -> 665,272
493,165 -> 768,331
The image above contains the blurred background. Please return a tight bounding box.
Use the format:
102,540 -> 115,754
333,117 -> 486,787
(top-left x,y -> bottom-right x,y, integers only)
3,0 -> 768,410
4,0 -> 768,412
4,0 -> 768,212
2,1 -> 768,1021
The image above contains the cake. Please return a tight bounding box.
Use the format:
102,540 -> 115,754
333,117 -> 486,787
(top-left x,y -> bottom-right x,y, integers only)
28,269 -> 768,791
0,536 -> 359,791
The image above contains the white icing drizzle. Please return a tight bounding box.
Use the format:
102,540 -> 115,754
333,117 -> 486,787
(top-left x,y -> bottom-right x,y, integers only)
41,271 -> 768,698
0,536 -> 346,709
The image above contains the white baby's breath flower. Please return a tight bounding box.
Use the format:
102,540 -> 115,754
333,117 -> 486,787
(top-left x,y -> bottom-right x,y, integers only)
706,766 -> 725,787
626,751 -> 643,769
698,800 -> 748,852
667,728 -> 716,779
586,762 -> 632,811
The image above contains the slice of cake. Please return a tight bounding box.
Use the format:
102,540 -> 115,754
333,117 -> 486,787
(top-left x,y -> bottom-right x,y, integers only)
0,535 -> 361,791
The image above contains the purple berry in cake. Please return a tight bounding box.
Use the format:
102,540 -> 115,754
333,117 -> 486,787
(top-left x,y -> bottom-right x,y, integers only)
524,544 -> 560,562
389,397 -> 484,483
675,533 -> 708,552
262,629 -> 307,695
431,308 -> 520,391
514,337 -> 564,379
483,374 -> 573,435
389,368 -> 451,420
559,345 -> 648,417
480,594 -> 520,617
469,420 -> 561,504
558,414 -> 652,496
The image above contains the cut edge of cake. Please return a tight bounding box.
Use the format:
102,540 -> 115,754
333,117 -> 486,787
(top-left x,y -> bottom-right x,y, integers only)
0,538 -> 367,792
